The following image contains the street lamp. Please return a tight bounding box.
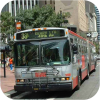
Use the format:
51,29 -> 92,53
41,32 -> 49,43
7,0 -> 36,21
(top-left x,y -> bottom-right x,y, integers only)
60,8 -> 62,27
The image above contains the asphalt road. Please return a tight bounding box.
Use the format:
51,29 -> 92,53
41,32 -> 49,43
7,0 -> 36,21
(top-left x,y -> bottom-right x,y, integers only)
9,61 -> 100,100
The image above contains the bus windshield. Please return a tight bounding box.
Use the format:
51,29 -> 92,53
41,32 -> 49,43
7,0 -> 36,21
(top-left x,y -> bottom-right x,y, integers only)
14,39 -> 71,66
41,39 -> 71,65
15,42 -> 39,66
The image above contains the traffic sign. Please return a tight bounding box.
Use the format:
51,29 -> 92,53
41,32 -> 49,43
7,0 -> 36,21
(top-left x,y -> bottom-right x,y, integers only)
16,22 -> 21,30
87,33 -> 91,37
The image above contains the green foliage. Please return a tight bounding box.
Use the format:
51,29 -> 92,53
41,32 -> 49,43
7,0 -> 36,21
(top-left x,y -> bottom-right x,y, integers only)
0,12 -> 16,35
93,41 -> 99,54
16,5 -> 71,30
0,5 -> 71,36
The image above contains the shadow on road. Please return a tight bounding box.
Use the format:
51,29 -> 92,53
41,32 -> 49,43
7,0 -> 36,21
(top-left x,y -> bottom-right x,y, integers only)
22,90 -> 76,99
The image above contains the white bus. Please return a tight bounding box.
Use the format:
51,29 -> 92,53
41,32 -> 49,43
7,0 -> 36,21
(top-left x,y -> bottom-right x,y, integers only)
13,27 -> 96,92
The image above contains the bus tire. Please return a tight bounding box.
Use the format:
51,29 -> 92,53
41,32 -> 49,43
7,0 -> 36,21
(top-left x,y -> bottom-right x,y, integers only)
76,73 -> 81,90
94,61 -> 96,72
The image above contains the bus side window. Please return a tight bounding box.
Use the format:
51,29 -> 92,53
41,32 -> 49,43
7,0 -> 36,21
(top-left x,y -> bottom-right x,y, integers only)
70,38 -> 74,63
79,45 -> 81,53
70,38 -> 73,44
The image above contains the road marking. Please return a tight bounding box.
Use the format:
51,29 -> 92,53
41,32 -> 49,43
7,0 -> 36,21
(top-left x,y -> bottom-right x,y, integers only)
47,98 -> 55,100
4,90 -> 17,97
12,92 -> 31,99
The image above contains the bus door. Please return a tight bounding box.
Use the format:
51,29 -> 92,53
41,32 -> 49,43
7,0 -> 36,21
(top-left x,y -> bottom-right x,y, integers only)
90,46 -> 95,71
70,37 -> 78,80
87,40 -> 91,71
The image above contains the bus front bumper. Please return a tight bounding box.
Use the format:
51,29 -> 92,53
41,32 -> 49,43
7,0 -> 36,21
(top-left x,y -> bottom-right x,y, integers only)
14,83 -> 72,91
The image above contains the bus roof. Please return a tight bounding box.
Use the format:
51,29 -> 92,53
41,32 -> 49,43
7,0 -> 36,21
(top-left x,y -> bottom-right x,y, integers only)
16,27 -> 67,34
68,30 -> 95,47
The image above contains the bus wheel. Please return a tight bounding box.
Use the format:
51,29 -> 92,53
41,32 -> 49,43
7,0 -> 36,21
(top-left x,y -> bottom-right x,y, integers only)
86,68 -> 89,79
76,73 -> 81,90
94,62 -> 96,72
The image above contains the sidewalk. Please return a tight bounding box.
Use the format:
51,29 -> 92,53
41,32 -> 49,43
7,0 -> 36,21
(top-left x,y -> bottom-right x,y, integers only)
0,67 -> 15,93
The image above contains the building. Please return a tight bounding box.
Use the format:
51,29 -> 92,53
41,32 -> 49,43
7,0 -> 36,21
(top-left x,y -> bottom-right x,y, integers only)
85,1 -> 98,41
1,0 -> 39,16
33,0 -> 88,33
39,0 -> 55,10
1,0 -> 39,42
95,6 -> 100,41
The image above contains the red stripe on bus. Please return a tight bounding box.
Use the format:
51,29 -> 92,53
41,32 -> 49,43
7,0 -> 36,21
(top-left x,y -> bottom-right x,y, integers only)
82,55 -> 85,69
73,76 -> 78,89
65,73 -> 71,76
68,30 -> 86,41
91,65 -> 95,71
68,30 -> 95,46
82,69 -> 88,80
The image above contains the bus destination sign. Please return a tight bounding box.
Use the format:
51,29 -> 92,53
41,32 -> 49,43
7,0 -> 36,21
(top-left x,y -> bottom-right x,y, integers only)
16,30 -> 65,40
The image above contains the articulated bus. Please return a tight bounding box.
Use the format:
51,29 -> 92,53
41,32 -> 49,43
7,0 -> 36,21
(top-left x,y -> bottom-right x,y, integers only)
13,27 -> 96,92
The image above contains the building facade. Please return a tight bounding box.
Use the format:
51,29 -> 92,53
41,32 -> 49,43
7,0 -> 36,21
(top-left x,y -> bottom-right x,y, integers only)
1,0 -> 39,42
85,1 -> 98,42
95,6 -> 100,41
39,0 -> 55,10
31,0 -> 88,33
1,0 -> 39,16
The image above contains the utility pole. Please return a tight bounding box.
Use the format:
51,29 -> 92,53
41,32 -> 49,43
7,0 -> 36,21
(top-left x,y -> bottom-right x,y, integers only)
3,51 -> 6,78
60,8 -> 62,27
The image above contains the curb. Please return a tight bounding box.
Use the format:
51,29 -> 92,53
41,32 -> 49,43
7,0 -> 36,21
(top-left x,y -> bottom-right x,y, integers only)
3,90 -> 16,99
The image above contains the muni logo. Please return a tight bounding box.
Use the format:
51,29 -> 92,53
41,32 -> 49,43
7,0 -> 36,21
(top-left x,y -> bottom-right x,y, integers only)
35,72 -> 46,77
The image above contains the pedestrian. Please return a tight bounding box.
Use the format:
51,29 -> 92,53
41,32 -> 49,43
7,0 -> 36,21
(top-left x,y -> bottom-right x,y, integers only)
9,57 -> 13,71
6,56 -> 9,69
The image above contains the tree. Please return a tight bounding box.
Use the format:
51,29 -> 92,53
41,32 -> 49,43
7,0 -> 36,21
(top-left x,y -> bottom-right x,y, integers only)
16,5 -> 71,30
0,12 -> 16,36
93,41 -> 99,54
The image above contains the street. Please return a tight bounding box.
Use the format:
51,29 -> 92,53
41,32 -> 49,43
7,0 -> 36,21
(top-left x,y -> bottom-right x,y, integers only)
4,60 -> 100,100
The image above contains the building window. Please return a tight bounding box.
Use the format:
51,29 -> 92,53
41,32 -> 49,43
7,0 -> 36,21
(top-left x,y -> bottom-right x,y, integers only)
54,6 -> 55,10
54,0 -> 55,4
50,0 -> 52,4
36,0 -> 38,5
20,0 -> 22,5
32,0 -> 34,7
45,0 -> 47,4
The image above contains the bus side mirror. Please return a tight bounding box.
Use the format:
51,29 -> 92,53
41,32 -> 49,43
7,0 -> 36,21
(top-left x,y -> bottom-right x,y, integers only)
72,44 -> 78,54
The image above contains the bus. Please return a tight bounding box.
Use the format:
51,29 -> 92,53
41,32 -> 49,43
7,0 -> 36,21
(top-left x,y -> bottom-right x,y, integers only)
13,27 -> 96,92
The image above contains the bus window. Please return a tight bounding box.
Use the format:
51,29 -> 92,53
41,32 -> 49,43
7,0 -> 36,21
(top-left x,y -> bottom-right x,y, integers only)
75,38 -> 77,43
15,42 -> 39,66
41,39 -> 71,65
70,38 -> 73,43
78,45 -> 81,53
63,40 -> 71,64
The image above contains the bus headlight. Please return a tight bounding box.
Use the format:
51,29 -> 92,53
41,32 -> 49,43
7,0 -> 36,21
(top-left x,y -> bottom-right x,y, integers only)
17,79 -> 25,82
61,78 -> 65,81
20,79 -> 25,82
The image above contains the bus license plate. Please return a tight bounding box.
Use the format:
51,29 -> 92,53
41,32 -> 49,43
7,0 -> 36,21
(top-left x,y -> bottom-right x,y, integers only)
34,88 -> 38,90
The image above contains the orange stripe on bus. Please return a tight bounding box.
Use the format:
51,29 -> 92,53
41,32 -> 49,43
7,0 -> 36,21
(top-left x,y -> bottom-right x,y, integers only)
68,30 -> 95,46
73,76 -> 78,89
91,65 -> 95,71
82,69 -> 88,80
